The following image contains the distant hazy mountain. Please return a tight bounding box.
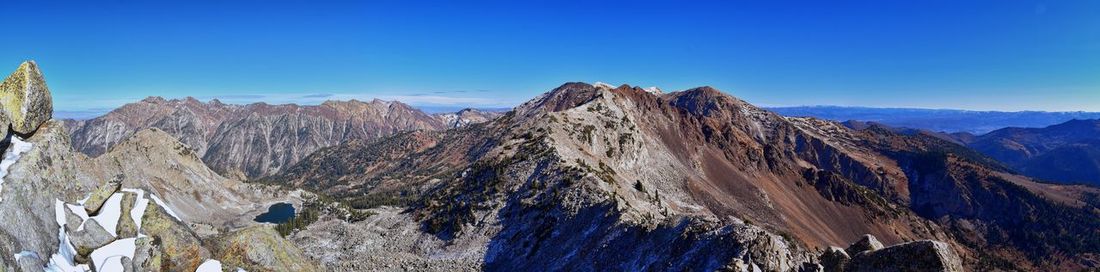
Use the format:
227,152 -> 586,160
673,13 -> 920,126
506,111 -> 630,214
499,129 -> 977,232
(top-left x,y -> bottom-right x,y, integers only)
768,106 -> 1100,134
965,119 -> 1100,186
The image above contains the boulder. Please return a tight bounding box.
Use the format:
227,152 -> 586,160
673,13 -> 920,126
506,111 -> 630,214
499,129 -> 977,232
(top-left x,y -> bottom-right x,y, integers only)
130,237 -> 161,271
63,206 -> 84,233
15,252 -> 45,272
117,192 -> 138,237
69,219 -> 116,264
846,240 -> 964,272
212,225 -> 320,272
0,61 -> 53,136
139,202 -> 210,271
845,234 -> 884,256
83,181 -> 120,215
819,246 -> 850,271
120,256 -> 134,272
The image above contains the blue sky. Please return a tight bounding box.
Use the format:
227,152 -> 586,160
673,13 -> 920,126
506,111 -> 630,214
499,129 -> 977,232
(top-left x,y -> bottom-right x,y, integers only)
1,0 -> 1097,117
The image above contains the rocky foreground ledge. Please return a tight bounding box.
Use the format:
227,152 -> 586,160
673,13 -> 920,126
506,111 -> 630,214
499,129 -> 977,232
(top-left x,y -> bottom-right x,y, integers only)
0,61 -> 316,271
818,234 -> 963,272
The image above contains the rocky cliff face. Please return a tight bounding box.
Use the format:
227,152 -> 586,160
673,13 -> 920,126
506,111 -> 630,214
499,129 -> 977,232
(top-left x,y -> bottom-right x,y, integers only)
64,97 -> 464,180
0,61 -> 316,271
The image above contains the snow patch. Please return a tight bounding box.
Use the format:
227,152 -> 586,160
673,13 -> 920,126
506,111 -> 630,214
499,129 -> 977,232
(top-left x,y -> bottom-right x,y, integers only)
14,250 -> 39,261
593,82 -> 616,89
45,188 -> 167,271
90,238 -> 136,271
0,137 -> 33,201
47,199 -> 91,272
149,193 -> 181,220
196,259 -> 223,272
121,188 -> 150,233
88,193 -> 124,237
643,86 -> 663,94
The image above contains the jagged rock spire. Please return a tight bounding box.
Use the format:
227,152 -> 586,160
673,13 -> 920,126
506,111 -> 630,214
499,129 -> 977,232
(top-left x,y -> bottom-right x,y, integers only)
0,60 -> 53,136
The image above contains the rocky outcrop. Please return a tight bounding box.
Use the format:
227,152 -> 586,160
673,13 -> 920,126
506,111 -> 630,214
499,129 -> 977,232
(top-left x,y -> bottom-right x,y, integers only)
137,203 -> 210,271
0,61 -> 310,271
848,240 -> 964,272
212,226 -> 319,271
819,247 -> 850,271
83,181 -> 120,215
68,219 -> 115,262
845,234 -> 884,256
819,235 -> 964,272
0,61 -> 53,136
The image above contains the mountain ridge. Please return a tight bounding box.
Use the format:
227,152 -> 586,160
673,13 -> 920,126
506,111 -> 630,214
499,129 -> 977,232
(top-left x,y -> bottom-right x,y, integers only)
63,95 -> 500,180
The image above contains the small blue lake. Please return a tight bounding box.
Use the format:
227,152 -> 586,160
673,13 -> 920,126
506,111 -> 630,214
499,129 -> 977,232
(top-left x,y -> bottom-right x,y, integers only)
254,202 -> 296,223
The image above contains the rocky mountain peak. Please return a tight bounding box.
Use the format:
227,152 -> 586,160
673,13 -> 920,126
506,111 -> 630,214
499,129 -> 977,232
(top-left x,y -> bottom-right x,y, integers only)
0,60 -> 53,136
140,96 -> 168,104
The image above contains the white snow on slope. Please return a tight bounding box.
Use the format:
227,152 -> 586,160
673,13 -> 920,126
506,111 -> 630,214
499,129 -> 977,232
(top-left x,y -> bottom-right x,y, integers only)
63,193 -> 124,236
593,82 -> 616,89
14,250 -> 39,261
121,188 -> 150,234
42,188 -> 187,271
196,259 -> 223,272
93,194 -> 123,236
47,199 -> 91,272
90,238 -> 136,271
0,137 -> 33,201
643,86 -> 663,94
149,193 -> 181,220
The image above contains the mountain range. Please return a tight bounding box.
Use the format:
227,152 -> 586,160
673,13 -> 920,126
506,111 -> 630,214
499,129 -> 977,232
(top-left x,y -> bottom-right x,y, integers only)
270,82 -> 1100,270
770,105 -> 1100,134
960,119 -> 1100,186
2,61 -> 1099,271
63,96 -> 501,180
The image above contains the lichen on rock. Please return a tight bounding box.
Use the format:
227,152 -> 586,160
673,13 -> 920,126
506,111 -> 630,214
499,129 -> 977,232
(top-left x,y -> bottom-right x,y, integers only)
0,60 -> 52,136
212,225 -> 320,272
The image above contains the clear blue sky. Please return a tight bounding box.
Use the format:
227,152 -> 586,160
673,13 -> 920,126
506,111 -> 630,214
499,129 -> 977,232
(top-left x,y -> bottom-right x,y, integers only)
1,0 -> 1098,116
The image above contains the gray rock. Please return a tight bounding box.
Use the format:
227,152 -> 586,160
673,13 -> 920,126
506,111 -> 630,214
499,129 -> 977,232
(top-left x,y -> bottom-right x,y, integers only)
798,262 -> 824,272
15,253 -> 45,272
68,219 -> 116,263
212,225 -> 320,271
0,61 -> 53,135
140,202 -> 211,271
845,234 -> 884,256
819,246 -> 850,271
120,256 -> 134,272
130,237 -> 159,272
83,181 -> 120,216
63,207 -> 83,233
117,192 -> 138,237
847,240 -> 964,272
